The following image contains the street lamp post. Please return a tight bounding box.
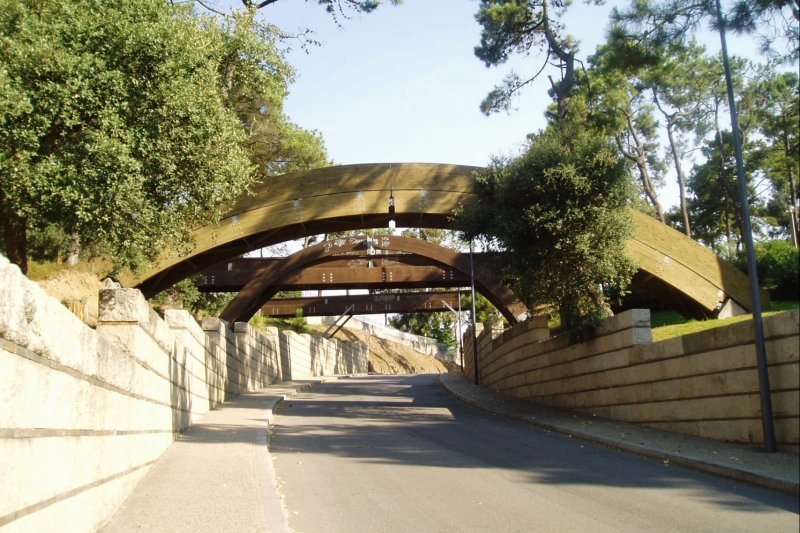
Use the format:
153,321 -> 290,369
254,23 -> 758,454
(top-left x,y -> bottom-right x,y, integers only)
714,0 -> 776,452
441,295 -> 465,372
469,240 -> 479,385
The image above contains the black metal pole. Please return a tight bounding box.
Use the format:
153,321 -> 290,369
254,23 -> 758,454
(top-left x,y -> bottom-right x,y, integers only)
714,0 -> 776,452
469,240 -> 479,385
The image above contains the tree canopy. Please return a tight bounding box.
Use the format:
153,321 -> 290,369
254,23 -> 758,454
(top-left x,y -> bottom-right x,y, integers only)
474,0 -> 586,117
454,114 -> 636,335
0,0 -> 327,275
467,0 -> 798,321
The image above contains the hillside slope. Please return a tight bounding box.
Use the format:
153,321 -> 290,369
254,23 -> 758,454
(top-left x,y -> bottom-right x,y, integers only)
332,326 -> 459,374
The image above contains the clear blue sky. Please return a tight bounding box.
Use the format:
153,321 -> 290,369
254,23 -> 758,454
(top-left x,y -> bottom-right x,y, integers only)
215,0 -> 760,209
260,0 -> 616,166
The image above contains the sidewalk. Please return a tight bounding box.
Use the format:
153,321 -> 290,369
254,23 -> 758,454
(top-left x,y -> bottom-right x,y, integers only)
439,372 -> 799,495
100,379 -> 334,533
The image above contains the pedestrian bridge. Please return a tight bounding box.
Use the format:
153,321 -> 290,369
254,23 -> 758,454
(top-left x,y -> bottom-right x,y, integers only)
128,163 -> 754,318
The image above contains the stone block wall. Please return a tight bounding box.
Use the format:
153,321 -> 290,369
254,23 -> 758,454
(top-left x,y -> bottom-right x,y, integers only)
468,309 -> 799,453
0,256 -> 368,532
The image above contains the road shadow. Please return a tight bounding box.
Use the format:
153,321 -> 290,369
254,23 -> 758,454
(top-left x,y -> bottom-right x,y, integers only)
269,374 -> 800,515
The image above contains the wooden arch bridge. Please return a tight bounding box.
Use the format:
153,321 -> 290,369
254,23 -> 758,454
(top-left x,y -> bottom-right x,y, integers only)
126,163 -> 754,321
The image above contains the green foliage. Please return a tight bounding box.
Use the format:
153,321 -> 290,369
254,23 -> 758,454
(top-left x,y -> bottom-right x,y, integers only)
26,224 -> 74,263
0,0 -> 255,274
770,299 -> 800,312
734,240 -> 799,300
389,312 -> 456,347
611,0 -> 798,63
149,276 -> 236,317
585,39 -> 691,221
685,127 -> 771,256
286,309 -> 308,333
752,69 -> 799,243
193,292 -> 236,318
150,277 -> 203,313
249,310 -> 310,335
473,0 -> 581,116
460,291 -> 503,326
1,0 -> 330,278
219,10 -> 328,176
241,0 -> 400,15
454,116 -> 636,336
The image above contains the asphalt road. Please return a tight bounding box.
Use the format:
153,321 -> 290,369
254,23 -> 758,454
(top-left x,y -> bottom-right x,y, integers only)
270,374 -> 799,533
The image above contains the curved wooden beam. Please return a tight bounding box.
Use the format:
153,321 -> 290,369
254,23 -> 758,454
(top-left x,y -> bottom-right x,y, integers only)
129,163 -> 753,316
128,163 -> 474,296
196,253 -> 506,292
219,235 -> 525,325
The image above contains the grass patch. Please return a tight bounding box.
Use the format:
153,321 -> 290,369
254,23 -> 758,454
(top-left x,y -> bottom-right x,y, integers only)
650,300 -> 798,342
249,313 -> 314,336
25,259 -> 109,281
770,300 -> 800,312
649,310 -> 687,328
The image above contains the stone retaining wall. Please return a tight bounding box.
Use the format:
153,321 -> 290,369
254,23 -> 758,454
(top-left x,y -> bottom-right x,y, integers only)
465,309 -> 799,453
0,256 -> 367,532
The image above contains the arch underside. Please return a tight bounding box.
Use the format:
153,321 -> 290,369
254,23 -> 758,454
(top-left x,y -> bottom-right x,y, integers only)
127,163 -> 754,319
218,235 -> 526,324
196,252 -> 507,294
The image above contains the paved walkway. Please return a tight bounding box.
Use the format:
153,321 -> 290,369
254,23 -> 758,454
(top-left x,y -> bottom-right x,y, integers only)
101,372 -> 799,532
100,380 -> 334,533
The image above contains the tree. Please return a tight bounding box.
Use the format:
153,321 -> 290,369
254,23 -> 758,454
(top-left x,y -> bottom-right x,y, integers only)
217,10 -> 328,177
242,0 -> 398,13
454,113 -> 636,336
389,312 -> 456,347
611,0 -> 799,64
585,44 -> 668,221
753,69 -> 799,245
473,0 -> 588,117
734,239 -> 799,299
0,0 -> 252,274
643,42 -> 720,236
189,0 -> 400,29
686,129 -> 769,256
212,0 -> 399,13
686,136 -> 744,255
0,0 -> 328,276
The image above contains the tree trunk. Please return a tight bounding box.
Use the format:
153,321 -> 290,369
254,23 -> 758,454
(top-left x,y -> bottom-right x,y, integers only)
724,201 -> 733,258
587,285 -> 613,317
0,190 -> 28,274
542,0 -> 576,119
782,128 -> 799,247
665,123 -> 691,236
615,129 -> 665,222
713,113 -> 745,241
67,233 -> 81,266
788,165 -> 799,247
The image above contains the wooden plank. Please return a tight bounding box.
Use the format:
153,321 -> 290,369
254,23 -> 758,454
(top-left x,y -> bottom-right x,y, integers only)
260,291 -> 462,318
